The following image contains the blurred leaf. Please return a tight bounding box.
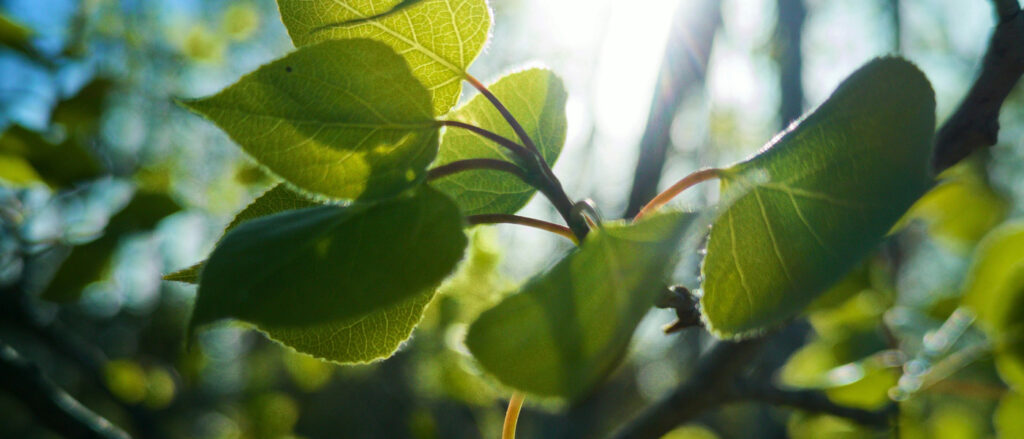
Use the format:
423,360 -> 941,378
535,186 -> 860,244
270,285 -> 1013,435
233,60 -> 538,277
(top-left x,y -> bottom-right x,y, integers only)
51,80 -> 114,132
906,160 -> 1008,250
104,359 -> 148,404
0,126 -> 103,188
0,13 -> 31,47
164,184 -> 321,283
144,367 -> 176,409
661,425 -> 720,439
183,39 -> 439,201
190,186 -> 466,339
466,211 -> 696,400
0,154 -> 42,185
277,0 -> 491,115
430,68 -> 566,215
928,404 -> 986,439
787,412 -> 885,439
700,57 -> 935,338
282,349 -> 334,392
222,3 -> 260,41
42,191 -> 181,302
825,363 -> 897,410
996,391 -> 1024,438
248,392 -> 299,438
182,24 -> 226,61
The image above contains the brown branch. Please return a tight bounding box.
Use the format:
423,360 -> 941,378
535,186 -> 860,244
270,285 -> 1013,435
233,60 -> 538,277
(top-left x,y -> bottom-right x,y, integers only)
933,0 -> 1024,172
0,343 -> 131,439
623,0 -> 721,218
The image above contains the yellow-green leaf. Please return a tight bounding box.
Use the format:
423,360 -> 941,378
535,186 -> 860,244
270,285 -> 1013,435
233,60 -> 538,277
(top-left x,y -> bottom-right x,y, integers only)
183,38 -> 439,201
277,0 -> 491,115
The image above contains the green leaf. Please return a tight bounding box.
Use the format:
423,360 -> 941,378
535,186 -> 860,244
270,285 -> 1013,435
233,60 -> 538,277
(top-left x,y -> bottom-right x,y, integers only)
277,0 -> 491,115
996,391 -> 1024,438
961,221 -> 1024,389
465,211 -> 696,400
163,184 -> 320,284
190,186 -> 467,331
262,291 -> 434,364
700,57 -> 935,338
183,39 -> 439,202
430,68 -> 567,215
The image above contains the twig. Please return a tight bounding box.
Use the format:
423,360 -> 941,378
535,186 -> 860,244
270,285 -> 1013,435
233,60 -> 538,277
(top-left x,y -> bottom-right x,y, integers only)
932,0 -> 1024,172
738,381 -> 895,428
633,168 -> 721,220
466,214 -> 578,244
0,342 -> 131,439
439,120 -> 535,163
426,158 -> 528,182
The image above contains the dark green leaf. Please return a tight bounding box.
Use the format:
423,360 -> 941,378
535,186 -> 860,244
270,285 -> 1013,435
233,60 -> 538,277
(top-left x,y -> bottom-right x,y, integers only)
430,68 -> 567,215
190,186 -> 467,332
183,39 -> 439,201
465,211 -> 696,400
700,57 -> 935,338
277,0 -> 491,115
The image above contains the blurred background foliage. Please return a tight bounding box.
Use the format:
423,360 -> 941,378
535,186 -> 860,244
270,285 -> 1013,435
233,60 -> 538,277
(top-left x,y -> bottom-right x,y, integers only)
0,0 -> 1022,438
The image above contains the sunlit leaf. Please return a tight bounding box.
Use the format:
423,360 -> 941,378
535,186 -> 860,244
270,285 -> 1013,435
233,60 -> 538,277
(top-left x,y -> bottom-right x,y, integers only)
183,39 -> 439,201
190,186 -> 467,334
277,0 -> 491,114
961,221 -> 1024,389
905,160 -> 1008,250
700,57 -> 935,338
996,391 -> 1024,438
466,211 -> 696,400
430,68 -> 566,215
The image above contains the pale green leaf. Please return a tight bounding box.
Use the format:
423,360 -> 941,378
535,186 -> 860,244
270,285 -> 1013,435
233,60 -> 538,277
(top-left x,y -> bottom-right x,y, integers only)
430,68 -> 566,215
465,211 -> 696,400
961,221 -> 1024,389
163,184 -> 319,284
278,0 -> 491,115
190,186 -> 467,331
996,391 -> 1024,438
700,57 -> 936,338
183,39 -> 439,201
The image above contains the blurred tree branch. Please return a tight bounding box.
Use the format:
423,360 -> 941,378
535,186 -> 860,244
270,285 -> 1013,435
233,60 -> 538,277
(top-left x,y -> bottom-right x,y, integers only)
737,381 -> 895,428
0,342 -> 131,439
933,0 -> 1024,172
623,0 -> 721,218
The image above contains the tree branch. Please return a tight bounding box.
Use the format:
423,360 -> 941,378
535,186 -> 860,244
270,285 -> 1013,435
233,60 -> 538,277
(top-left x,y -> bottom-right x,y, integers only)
737,381 -> 895,428
932,0 -> 1024,172
624,0 -> 721,218
0,343 -> 131,439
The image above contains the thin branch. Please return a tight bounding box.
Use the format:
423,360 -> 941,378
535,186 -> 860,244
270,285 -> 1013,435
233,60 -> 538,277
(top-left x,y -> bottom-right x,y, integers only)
932,0 -> 1024,172
502,392 -> 526,439
633,168 -> 722,220
462,76 -> 590,241
439,120 -> 535,163
426,158 -> 528,182
0,343 -> 131,439
738,381 -> 894,428
623,0 -> 721,217
466,214 -> 578,244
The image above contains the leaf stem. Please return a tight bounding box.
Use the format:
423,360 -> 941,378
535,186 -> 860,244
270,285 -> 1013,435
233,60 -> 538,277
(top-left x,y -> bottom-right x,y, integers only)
502,392 -> 526,439
439,120 -> 535,163
464,74 -> 589,241
426,158 -> 527,182
634,168 -> 722,220
466,214 -> 578,244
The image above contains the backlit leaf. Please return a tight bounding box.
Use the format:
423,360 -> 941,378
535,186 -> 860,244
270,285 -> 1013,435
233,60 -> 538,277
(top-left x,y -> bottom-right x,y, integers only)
430,68 -> 566,215
190,186 -> 467,333
700,57 -> 935,338
277,0 -> 491,114
465,211 -> 696,400
183,39 -> 439,201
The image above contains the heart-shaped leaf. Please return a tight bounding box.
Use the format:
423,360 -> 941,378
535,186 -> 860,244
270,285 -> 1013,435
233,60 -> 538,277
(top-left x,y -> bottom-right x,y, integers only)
277,0 -> 491,115
466,211 -> 696,400
430,68 -> 567,215
190,186 -> 467,333
700,57 -> 936,338
183,38 -> 439,201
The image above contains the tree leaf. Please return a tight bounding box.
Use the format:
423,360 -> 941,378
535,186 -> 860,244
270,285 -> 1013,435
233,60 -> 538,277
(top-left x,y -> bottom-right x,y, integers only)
190,186 -> 467,333
430,68 -> 566,215
700,57 -> 935,338
261,291 -> 435,364
277,0 -> 491,115
182,38 -> 439,202
163,184 -> 320,284
465,211 -> 696,400
961,221 -> 1024,390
